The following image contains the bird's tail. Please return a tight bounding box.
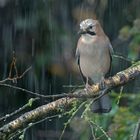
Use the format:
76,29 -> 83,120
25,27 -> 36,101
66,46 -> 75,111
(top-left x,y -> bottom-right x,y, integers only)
91,93 -> 111,113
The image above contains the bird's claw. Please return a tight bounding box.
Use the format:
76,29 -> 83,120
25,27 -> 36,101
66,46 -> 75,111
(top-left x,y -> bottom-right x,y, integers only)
99,78 -> 106,90
85,84 -> 93,93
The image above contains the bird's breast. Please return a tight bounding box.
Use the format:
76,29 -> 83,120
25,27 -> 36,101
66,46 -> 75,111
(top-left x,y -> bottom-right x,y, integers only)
78,37 -> 111,82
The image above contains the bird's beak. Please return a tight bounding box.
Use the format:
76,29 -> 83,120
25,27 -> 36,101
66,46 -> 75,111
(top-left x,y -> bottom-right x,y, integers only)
78,29 -> 87,35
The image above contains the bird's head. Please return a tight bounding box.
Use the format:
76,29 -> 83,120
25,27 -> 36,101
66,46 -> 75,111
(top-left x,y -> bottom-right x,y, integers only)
78,19 -> 103,36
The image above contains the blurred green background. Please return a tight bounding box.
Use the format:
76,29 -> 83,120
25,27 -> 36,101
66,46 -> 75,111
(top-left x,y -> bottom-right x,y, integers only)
0,0 -> 140,139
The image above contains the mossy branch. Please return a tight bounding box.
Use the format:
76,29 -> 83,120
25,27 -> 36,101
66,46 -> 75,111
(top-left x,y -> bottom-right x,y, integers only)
0,61 -> 140,139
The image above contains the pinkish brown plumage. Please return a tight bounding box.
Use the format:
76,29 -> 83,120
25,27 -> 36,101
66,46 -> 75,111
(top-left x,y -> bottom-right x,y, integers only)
76,19 -> 113,113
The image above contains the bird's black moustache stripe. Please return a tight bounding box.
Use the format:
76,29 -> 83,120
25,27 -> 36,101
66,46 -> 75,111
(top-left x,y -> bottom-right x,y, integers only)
87,31 -> 96,35
78,30 -> 96,36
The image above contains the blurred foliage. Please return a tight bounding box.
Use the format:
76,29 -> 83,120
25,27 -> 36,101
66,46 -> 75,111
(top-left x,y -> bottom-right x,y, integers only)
128,19 -> 140,60
69,93 -> 140,140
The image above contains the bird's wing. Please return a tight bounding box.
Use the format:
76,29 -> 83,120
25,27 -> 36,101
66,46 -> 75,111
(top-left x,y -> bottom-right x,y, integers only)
108,43 -> 114,64
105,42 -> 114,77
75,47 -> 87,84
108,43 -> 114,55
75,47 -> 80,65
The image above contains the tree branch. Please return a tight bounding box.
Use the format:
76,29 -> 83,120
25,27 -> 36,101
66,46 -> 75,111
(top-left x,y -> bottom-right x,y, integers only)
67,61 -> 140,98
0,61 -> 140,139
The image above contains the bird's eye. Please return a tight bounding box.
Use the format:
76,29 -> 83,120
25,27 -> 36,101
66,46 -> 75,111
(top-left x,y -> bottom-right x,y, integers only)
89,25 -> 93,29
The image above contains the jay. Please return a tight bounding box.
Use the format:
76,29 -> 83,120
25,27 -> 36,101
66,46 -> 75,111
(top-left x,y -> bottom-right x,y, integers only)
76,19 -> 113,113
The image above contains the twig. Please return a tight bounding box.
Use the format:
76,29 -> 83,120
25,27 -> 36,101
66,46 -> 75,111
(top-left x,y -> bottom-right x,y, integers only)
0,83 -> 68,98
0,66 -> 32,83
133,119 -> 140,140
113,54 -> 134,63
90,121 -> 111,140
0,98 -> 39,124
117,86 -> 124,105
59,101 -> 87,140
88,121 -> 97,140
8,52 -> 18,78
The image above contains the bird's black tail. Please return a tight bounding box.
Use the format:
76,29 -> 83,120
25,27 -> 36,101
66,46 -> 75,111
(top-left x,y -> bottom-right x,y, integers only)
91,94 -> 111,113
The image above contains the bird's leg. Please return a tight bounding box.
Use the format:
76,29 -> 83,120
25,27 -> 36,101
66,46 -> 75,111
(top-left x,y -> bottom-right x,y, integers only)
99,77 -> 106,90
84,77 -> 93,92
85,77 -> 89,89
84,77 -> 89,92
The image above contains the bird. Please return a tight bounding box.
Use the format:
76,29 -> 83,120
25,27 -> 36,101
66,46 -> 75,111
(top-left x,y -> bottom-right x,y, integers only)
76,19 -> 114,113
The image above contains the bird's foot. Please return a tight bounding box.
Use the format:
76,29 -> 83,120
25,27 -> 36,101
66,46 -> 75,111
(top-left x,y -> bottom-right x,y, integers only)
99,77 -> 106,90
84,84 -> 93,93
